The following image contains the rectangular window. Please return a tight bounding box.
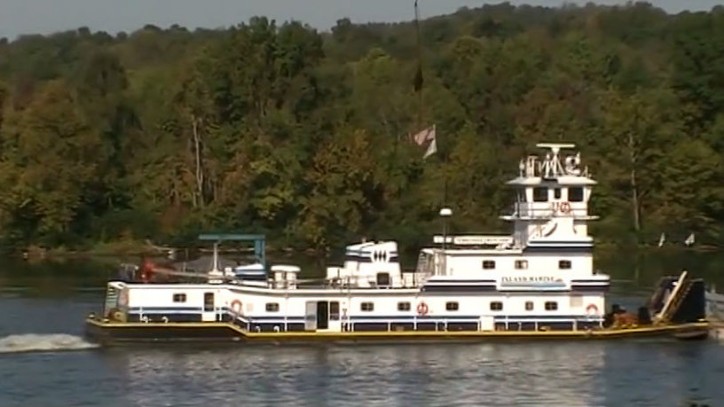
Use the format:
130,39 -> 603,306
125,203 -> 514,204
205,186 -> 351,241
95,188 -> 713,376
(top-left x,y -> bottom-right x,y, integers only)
554,188 -> 562,199
361,302 -> 374,312
490,301 -> 503,311
559,260 -> 572,269
482,260 -> 496,270
525,301 -> 534,311
265,302 -> 279,312
533,187 -> 548,202
545,301 -> 558,311
172,293 -> 186,303
330,301 -> 340,320
203,292 -> 214,312
446,302 -> 459,311
397,302 -> 411,311
515,260 -> 528,270
569,187 -> 584,202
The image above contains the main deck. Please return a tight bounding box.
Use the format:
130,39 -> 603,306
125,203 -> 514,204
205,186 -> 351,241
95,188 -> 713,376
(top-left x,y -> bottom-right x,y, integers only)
85,317 -> 710,345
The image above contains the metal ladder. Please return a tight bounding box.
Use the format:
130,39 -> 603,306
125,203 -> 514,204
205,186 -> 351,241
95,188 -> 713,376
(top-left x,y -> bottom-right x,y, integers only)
654,271 -> 692,324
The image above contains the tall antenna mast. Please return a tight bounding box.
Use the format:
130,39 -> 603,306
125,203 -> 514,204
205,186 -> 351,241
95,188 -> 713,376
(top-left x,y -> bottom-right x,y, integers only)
413,0 -> 424,129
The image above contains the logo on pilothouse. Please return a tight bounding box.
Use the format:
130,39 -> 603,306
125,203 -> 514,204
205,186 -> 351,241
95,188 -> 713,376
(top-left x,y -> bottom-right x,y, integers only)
499,276 -> 568,289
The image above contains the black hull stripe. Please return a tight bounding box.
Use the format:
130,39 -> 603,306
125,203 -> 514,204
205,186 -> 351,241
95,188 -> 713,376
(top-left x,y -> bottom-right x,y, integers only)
125,312 -> 603,322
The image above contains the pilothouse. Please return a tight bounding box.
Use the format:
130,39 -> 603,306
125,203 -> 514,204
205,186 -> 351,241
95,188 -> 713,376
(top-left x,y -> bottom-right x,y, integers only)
85,142 -> 709,343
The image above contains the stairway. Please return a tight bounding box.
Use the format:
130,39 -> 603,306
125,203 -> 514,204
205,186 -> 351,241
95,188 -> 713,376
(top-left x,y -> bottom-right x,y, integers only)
654,271 -> 692,324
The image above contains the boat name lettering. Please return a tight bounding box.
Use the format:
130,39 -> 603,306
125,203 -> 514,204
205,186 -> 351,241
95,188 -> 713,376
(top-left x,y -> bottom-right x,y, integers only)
501,276 -> 561,284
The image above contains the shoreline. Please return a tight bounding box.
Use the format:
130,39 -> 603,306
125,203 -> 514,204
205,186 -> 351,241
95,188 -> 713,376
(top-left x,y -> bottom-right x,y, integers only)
16,239 -> 720,262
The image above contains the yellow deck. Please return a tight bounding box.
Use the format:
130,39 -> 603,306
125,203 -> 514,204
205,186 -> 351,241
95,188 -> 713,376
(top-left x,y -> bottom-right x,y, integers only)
85,318 -> 711,341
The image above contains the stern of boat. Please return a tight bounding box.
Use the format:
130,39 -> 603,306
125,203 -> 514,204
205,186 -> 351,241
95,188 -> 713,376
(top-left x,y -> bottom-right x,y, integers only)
84,281 -> 129,342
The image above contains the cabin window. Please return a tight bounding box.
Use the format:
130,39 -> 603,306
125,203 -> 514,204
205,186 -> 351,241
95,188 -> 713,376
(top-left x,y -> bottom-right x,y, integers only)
446,302 -> 459,311
516,191 -> 526,203
515,260 -> 528,270
545,301 -> 558,311
533,187 -> 548,202
490,301 -> 503,311
376,272 -> 391,286
172,293 -> 186,303
554,188 -> 562,200
361,302 -> 374,312
265,303 -> 279,312
525,301 -> 534,311
203,292 -> 214,312
569,187 -> 584,202
330,301 -> 340,320
398,302 -> 411,311
559,260 -> 572,269
482,260 -> 496,270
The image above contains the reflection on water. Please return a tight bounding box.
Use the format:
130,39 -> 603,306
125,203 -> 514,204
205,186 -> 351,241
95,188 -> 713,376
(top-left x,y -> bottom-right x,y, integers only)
112,343 -> 609,407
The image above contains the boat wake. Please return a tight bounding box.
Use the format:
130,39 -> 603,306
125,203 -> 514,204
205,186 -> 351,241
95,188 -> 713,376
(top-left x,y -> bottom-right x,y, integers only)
0,334 -> 99,354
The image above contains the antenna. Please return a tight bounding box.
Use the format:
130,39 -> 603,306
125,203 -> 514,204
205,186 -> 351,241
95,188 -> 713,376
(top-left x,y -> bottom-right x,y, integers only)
413,0 -> 424,129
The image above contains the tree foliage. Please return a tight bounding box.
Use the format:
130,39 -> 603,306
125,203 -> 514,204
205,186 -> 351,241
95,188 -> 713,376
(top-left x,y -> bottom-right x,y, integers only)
0,3 -> 722,251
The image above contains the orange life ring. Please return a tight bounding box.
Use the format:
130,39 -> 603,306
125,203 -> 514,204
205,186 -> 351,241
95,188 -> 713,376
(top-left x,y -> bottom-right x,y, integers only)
230,300 -> 243,317
560,202 -> 572,214
416,302 -> 429,316
586,304 -> 598,315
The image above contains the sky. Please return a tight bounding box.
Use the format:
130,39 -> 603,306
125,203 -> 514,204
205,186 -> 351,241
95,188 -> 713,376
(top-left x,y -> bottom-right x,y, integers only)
0,0 -> 721,39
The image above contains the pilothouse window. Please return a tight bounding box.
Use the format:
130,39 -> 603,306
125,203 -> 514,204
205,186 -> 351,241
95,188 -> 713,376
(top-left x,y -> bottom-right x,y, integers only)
533,187 -> 548,202
569,187 -> 584,202
554,188 -> 562,199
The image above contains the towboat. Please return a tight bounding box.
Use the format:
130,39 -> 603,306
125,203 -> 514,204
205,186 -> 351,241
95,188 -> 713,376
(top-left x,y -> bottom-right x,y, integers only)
85,143 -> 710,344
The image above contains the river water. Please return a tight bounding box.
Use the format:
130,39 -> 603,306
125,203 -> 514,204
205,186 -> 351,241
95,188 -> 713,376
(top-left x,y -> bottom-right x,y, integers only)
0,250 -> 722,407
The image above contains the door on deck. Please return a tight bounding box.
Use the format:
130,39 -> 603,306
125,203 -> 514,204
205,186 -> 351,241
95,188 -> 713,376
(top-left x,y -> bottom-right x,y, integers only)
304,301 -> 317,331
327,301 -> 341,332
305,301 -> 342,332
202,292 -> 218,322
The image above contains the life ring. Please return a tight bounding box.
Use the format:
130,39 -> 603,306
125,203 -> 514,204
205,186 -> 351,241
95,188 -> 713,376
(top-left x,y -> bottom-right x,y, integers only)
559,202 -> 572,214
586,304 -> 598,315
416,301 -> 429,316
230,300 -> 243,317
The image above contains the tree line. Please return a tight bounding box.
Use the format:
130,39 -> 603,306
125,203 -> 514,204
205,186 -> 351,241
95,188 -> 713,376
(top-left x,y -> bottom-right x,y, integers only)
0,2 -> 722,253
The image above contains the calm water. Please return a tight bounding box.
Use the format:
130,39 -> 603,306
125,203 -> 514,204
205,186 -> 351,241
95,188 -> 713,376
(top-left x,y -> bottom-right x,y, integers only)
0,250 -> 722,407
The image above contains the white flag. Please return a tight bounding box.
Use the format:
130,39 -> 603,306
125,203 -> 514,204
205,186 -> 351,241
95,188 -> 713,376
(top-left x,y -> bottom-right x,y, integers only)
423,137 -> 437,159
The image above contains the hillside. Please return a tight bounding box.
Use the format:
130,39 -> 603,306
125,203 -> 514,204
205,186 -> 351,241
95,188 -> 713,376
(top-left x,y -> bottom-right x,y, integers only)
0,2 -> 722,253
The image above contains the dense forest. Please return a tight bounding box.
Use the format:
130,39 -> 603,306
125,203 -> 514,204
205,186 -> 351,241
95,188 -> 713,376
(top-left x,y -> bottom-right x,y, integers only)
0,2 -> 722,254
